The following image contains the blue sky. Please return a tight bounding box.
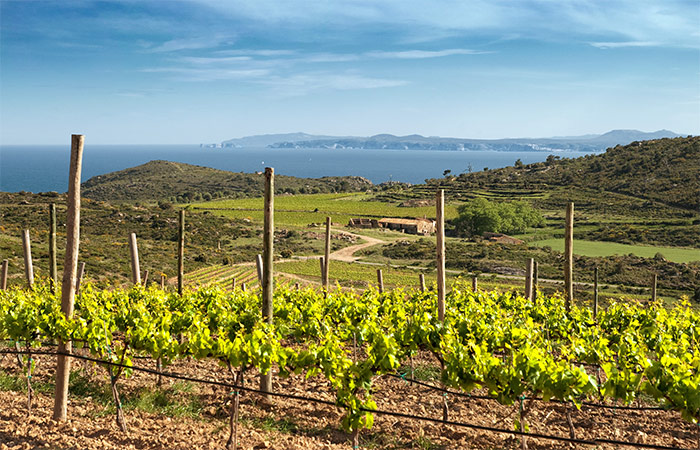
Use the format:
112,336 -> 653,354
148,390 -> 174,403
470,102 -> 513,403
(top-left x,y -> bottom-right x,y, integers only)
1,0 -> 698,144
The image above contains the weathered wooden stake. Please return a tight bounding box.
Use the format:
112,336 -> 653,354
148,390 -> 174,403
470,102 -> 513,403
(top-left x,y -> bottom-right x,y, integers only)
49,203 -> 57,293
260,167 -> 274,397
256,254 -> 264,284
323,216 -> 331,290
525,258 -> 534,301
0,260 -> 8,290
593,267 -> 599,320
533,261 -> 539,297
75,262 -> 85,296
241,282 -> 247,292
651,273 -> 657,302
53,134 -> 84,422
564,202 -> 574,310
22,229 -> 34,288
129,232 -> 141,285
178,210 -> 185,296
295,282 -> 300,291
436,189 -> 446,321
231,277 -> 236,291
472,275 -> 478,292
319,257 -> 325,283
419,273 -> 425,293
161,273 -> 166,290
142,269 -> 149,286
377,269 -> 384,293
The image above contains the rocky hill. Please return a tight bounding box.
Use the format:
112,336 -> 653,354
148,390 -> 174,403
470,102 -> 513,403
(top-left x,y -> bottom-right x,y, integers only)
81,160 -> 373,202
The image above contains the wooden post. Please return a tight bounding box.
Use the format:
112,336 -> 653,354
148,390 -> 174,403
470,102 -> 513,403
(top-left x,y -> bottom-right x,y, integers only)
241,282 -> 247,292
436,190 -> 446,321
472,275 -> 478,292
319,257 -> 325,283
178,210 -> 185,296
322,217 -> 331,287
295,282 -> 300,291
0,260 -> 8,290
142,269 -> 149,286
323,216 -> 331,290
75,262 -> 85,296
256,254 -> 264,284
377,269 -> 384,293
161,273 -> 166,290
533,261 -> 539,297
564,202 -> 574,310
49,203 -> 57,293
129,232 -> 141,285
22,230 -> 34,288
231,277 -> 236,291
260,167 -> 274,396
651,273 -> 657,302
524,258 -> 534,300
593,267 -> 599,320
53,133 -> 84,421
419,273 -> 425,293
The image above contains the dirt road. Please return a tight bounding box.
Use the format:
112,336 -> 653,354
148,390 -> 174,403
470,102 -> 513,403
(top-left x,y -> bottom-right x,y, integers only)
329,232 -> 385,262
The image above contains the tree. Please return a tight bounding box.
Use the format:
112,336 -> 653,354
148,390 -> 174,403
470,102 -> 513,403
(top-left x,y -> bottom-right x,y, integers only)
453,198 -> 544,236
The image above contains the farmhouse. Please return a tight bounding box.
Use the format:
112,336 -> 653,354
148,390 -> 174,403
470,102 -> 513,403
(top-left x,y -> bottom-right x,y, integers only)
348,218 -> 379,228
378,218 -> 435,235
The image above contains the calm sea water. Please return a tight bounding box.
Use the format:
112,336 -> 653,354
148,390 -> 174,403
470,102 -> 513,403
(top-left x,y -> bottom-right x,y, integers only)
0,145 -> 594,193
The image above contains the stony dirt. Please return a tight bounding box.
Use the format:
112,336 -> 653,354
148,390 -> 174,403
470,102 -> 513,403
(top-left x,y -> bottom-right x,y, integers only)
0,351 -> 697,450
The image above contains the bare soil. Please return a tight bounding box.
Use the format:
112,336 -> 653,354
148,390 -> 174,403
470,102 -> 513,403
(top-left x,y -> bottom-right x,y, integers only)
0,351 -> 696,450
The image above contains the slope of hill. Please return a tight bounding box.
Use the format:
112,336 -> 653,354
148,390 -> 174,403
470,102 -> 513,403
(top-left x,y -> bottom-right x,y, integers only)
419,136 -> 699,212
81,160 -> 373,202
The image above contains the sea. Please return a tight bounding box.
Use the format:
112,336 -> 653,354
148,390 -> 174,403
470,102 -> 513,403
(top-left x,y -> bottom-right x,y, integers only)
0,145 -> 595,193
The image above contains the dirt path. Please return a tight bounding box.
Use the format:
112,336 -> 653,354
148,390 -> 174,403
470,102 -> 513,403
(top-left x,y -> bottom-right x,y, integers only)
329,232 -> 385,262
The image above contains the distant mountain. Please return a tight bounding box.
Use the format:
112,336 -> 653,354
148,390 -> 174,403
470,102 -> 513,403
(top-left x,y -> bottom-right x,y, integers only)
583,129 -> 682,146
82,160 -> 373,201
216,129 -> 683,152
219,133 -> 350,148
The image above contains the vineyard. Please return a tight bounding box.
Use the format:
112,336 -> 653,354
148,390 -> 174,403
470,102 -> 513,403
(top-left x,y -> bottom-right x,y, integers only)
1,282 -> 698,449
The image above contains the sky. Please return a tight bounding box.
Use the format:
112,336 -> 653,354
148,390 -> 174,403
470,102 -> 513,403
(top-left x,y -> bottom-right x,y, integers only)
0,0 -> 698,144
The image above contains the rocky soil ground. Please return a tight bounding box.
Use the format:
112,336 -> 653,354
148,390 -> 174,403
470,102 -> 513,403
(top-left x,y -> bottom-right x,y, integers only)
0,351 -> 696,450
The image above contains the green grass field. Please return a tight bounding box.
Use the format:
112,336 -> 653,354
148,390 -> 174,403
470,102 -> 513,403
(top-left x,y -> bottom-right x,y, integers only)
531,239 -> 700,264
189,193 -> 458,228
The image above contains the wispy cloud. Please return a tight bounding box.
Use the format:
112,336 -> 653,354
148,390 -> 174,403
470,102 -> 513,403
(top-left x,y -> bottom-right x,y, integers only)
214,49 -> 298,57
186,0 -> 700,49
146,34 -> 237,52
141,67 -> 271,82
259,73 -> 408,97
589,41 -> 660,49
366,49 -> 491,59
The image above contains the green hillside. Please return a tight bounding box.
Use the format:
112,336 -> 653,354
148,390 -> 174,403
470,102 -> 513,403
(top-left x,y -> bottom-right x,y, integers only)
82,160 -> 373,202
412,136 -> 698,212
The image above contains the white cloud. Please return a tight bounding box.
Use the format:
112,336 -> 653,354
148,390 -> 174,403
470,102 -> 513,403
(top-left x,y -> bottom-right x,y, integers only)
147,34 -> 237,53
141,67 -> 271,82
590,41 -> 660,49
259,73 -> 408,97
366,49 -> 490,59
185,0 -> 700,49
